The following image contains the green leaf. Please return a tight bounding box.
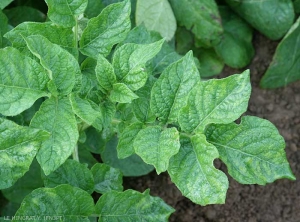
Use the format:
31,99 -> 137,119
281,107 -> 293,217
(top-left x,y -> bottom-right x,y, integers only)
0,47 -> 49,116
102,136 -> 154,176
95,189 -> 174,221
109,83 -> 138,103
30,97 -> 79,175
150,51 -> 200,124
45,0 -> 88,27
80,0 -> 131,58
134,126 -> 180,174
117,122 -> 144,159
169,0 -> 223,47
69,94 -> 103,131
4,22 -> 77,58
179,70 -> 251,133
0,10 -> 8,48
15,184 -> 95,221
43,159 -> 94,194
136,0 -> 176,41
205,116 -> 296,185
95,54 -> 116,91
225,0 -> 294,40
168,135 -> 229,205
84,0 -> 105,18
91,163 -> 123,194
83,127 -> 105,154
0,118 -> 49,189
294,0 -> 300,13
260,17 -> 300,89
77,144 -> 98,167
112,40 -> 164,91
214,6 -> 254,69
0,0 -> 13,9
25,35 -> 80,96
2,159 -> 43,203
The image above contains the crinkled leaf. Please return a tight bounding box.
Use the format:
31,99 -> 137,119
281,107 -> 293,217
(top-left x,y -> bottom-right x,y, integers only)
214,6 -> 254,69
80,0 -> 131,58
15,184 -> 95,221
0,118 -> 49,189
260,17 -> 300,88
150,51 -> 200,124
45,0 -> 88,27
0,10 -> 8,48
169,0 -> 223,47
0,47 -> 49,116
43,159 -> 94,194
109,83 -> 138,103
205,116 -> 296,185
113,40 -> 164,91
91,163 -> 123,194
0,0 -> 13,9
179,70 -> 251,133
117,122 -> 144,159
25,35 -> 80,95
96,189 -> 174,221
168,135 -> 229,205
69,93 -> 103,130
134,126 -> 180,174
30,97 -> 79,175
136,0 -> 176,41
225,0 -> 294,40
95,54 -> 116,91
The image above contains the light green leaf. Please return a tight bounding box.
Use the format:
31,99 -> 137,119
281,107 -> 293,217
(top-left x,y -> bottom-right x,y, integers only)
113,40 -> 164,91
260,17 -> 300,88
169,0 -> 223,47
43,159 -> 94,194
136,0 -> 176,41
179,70 -> 251,133
45,0 -> 88,27
0,0 -> 13,9
225,0 -> 294,40
168,135 -> 229,205
95,54 -> 116,91
15,184 -> 95,221
109,83 -> 138,103
80,0 -> 131,58
91,163 -> 123,194
95,189 -> 174,221
205,116 -> 296,185
0,10 -> 8,48
214,6 -> 254,69
69,93 -> 103,130
25,35 -> 80,95
0,47 -> 49,116
30,97 -> 79,175
150,51 -> 200,124
134,126 -> 180,174
117,122 -> 144,159
0,118 -> 49,189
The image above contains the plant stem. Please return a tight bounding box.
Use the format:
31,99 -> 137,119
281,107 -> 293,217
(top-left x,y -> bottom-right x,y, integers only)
74,16 -> 79,48
72,144 -> 79,162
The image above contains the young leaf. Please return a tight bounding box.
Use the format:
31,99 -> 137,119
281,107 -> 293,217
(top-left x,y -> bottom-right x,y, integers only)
95,189 -> 174,221
91,163 -> 123,194
15,184 -> 95,221
150,51 -> 200,124
0,118 -> 49,189
43,159 -> 94,194
179,70 -> 251,133
80,0 -> 131,58
134,126 -> 180,174
0,47 -> 49,116
30,97 -> 79,175
45,0 -> 88,27
168,135 -> 229,206
25,35 -> 81,96
205,116 -> 296,185
260,17 -> 300,88
112,40 -> 164,91
117,122 -> 144,159
95,54 -> 116,91
136,0 -> 176,41
169,0 -> 223,47
69,93 -> 103,131
109,83 -> 138,103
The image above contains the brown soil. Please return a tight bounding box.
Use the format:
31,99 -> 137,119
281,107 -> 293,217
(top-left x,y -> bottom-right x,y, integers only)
124,33 -> 300,222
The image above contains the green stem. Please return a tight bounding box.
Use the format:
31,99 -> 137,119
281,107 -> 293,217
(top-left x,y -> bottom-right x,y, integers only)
180,132 -> 193,138
72,144 -> 79,162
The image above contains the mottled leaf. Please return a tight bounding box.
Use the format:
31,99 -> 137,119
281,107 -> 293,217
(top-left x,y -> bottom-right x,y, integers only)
109,83 -> 138,103
95,54 -> 116,91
